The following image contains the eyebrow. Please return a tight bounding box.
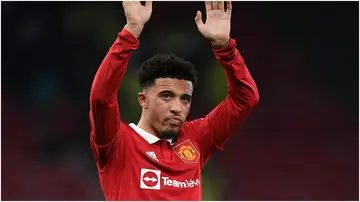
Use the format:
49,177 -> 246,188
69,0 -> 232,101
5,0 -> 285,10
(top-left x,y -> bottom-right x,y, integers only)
181,94 -> 192,100
158,90 -> 192,98
158,90 -> 174,95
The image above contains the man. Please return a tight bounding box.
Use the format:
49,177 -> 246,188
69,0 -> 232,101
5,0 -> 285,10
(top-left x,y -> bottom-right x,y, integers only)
89,1 -> 259,200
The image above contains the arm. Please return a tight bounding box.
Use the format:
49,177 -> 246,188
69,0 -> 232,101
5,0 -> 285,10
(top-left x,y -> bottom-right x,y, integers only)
185,39 -> 259,164
89,1 -> 152,167
89,29 -> 138,145
186,1 -> 259,165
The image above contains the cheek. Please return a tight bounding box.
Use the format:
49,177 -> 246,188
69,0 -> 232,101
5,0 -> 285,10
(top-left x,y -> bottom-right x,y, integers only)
182,105 -> 191,116
149,99 -> 168,118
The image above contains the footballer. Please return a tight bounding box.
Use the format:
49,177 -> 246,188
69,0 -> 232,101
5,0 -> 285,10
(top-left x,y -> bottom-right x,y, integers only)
89,1 -> 259,200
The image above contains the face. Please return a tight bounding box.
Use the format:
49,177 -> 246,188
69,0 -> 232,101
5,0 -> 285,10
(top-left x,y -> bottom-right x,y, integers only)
138,78 -> 193,139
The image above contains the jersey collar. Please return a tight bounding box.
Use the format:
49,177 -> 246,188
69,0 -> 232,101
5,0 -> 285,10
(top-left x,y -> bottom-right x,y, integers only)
129,123 -> 174,145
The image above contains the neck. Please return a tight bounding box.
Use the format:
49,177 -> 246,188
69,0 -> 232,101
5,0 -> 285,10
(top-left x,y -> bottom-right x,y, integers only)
137,116 -> 159,137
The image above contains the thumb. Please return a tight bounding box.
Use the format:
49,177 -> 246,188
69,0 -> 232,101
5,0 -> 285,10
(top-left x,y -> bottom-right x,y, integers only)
194,11 -> 204,28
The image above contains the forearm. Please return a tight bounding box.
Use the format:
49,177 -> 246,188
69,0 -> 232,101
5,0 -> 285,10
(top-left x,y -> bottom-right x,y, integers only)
213,38 -> 259,113
90,29 -> 139,101
89,29 -> 139,146
124,23 -> 144,40
189,39 -> 258,152
211,38 -> 230,50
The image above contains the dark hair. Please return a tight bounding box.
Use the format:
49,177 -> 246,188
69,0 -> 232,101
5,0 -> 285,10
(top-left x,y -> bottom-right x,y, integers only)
137,53 -> 198,89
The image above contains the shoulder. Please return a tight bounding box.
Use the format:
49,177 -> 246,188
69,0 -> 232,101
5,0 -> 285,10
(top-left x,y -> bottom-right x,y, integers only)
180,118 -> 207,141
181,118 -> 208,135
120,122 -> 133,131
118,122 -> 138,142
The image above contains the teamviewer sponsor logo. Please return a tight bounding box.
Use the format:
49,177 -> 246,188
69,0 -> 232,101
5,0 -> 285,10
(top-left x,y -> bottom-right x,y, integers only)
140,168 -> 200,190
162,177 -> 200,188
140,169 -> 161,190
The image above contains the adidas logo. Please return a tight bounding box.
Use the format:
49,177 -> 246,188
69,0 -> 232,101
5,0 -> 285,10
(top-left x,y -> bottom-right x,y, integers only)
146,151 -> 159,162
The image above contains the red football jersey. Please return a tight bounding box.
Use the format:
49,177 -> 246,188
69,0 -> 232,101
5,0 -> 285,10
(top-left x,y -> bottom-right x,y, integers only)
89,29 -> 258,200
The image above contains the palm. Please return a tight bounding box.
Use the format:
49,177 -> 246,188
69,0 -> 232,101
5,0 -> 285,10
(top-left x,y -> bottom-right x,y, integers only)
123,1 -> 152,25
195,1 -> 232,42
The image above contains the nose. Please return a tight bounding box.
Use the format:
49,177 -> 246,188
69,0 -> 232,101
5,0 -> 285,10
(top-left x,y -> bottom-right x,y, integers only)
170,100 -> 182,114
170,106 -> 181,114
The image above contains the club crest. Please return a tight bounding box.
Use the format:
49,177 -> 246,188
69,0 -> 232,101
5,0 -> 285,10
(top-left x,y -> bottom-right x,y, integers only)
173,139 -> 200,163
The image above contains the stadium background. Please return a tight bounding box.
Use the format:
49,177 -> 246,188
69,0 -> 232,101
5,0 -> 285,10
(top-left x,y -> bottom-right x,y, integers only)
1,1 -> 358,200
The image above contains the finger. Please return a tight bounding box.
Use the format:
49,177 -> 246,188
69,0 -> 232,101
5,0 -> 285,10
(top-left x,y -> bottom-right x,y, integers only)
211,1 -> 219,10
226,1 -> 232,14
145,1 -> 152,8
218,1 -> 225,11
205,1 -> 212,12
194,10 -> 204,28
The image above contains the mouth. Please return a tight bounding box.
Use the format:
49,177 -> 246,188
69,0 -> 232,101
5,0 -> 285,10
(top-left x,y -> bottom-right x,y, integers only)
166,116 -> 183,126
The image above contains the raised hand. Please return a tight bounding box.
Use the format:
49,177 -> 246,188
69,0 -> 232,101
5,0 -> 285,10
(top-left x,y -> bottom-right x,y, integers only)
123,1 -> 152,39
195,1 -> 232,49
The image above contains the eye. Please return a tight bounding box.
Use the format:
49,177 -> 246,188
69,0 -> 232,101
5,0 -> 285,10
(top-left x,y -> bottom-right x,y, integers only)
181,97 -> 191,104
161,93 -> 172,100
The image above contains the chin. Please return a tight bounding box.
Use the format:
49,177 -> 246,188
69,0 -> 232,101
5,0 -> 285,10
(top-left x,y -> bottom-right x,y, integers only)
158,127 -> 180,140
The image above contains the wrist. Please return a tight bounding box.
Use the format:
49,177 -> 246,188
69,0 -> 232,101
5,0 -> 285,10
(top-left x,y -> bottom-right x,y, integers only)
211,38 -> 230,50
123,23 -> 145,39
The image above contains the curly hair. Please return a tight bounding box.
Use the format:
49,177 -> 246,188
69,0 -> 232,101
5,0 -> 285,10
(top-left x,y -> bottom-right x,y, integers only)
137,53 -> 198,89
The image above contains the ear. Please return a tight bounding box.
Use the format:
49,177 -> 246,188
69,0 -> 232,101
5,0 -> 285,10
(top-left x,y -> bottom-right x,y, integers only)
138,92 -> 148,109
